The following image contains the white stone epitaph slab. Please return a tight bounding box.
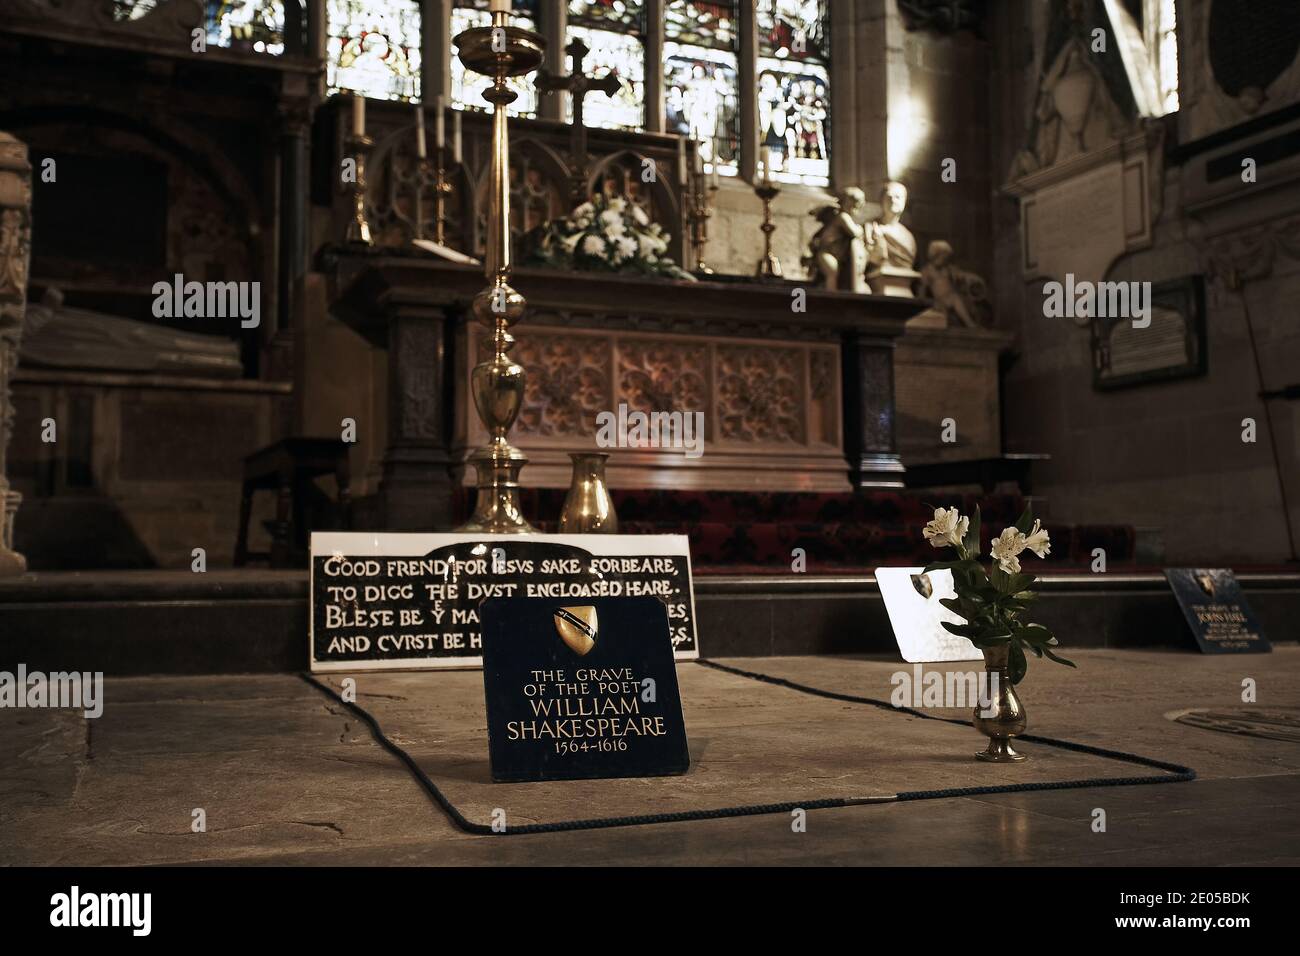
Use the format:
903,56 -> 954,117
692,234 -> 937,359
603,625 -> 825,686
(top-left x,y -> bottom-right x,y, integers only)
876,566 -> 981,663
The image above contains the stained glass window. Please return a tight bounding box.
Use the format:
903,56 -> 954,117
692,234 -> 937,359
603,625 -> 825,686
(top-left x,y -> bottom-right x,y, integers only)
665,2 -> 739,175
451,2 -> 540,116
1153,0 -> 1179,114
756,0 -> 829,184
327,0 -> 422,101
565,25 -> 646,130
206,1 -> 289,55
568,0 -> 645,30
564,1 -> 646,130
112,0 -> 160,20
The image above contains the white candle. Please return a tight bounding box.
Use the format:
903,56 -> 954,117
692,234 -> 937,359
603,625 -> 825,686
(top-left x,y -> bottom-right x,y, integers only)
434,94 -> 446,151
352,93 -> 365,137
451,109 -> 463,165
415,103 -> 426,158
677,137 -> 687,186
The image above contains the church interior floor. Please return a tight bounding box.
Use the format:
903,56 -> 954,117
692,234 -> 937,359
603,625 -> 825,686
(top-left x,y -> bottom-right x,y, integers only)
2,648 -> 1298,866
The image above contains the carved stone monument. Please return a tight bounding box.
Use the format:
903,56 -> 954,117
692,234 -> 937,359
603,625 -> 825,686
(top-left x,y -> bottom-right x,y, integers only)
865,181 -> 921,297
1004,0 -> 1160,295
805,187 -> 869,293
915,239 -> 992,329
0,131 -> 31,575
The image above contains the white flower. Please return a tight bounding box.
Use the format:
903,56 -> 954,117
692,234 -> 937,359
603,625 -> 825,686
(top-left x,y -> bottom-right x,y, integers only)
637,234 -> 657,257
574,216 -> 593,230
922,507 -> 969,549
607,196 -> 627,213
613,235 -> 638,261
580,234 -> 606,257
630,204 -> 649,226
990,527 -> 1027,574
1023,519 -> 1051,558
574,202 -> 595,219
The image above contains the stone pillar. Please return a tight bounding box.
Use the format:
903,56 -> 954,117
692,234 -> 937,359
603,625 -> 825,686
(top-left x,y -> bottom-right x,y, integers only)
274,100 -> 312,380
538,0 -> 568,122
0,132 -> 31,575
738,0 -> 758,182
643,0 -> 665,133
379,308 -> 454,529
424,0 -> 452,105
840,331 -> 906,489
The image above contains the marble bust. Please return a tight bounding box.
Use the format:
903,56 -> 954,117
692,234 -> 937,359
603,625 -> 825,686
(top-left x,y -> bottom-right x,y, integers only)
865,181 -> 921,297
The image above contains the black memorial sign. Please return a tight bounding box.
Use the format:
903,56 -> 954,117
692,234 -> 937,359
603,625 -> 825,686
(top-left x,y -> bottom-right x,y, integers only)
1165,568 -> 1271,655
309,533 -> 698,670
480,596 -> 690,782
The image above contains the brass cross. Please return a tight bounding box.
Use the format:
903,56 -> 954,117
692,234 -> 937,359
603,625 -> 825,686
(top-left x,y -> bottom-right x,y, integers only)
535,38 -> 623,207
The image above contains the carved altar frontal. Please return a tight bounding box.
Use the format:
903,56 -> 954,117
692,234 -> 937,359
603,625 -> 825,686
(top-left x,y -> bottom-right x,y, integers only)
330,257 -> 925,526
461,319 -> 844,492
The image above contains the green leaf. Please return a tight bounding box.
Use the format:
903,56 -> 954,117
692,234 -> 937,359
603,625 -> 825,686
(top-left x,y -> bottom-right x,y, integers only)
963,505 -> 982,556
939,597 -> 966,615
940,621 -> 980,638
1014,503 -> 1034,535
922,560 -> 962,573
1043,647 -> 1077,668
1017,624 -> 1055,645
1008,640 -> 1028,684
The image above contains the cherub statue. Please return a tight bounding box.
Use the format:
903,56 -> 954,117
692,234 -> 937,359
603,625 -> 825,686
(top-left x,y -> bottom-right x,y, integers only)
804,186 -> 868,293
918,239 -> 991,328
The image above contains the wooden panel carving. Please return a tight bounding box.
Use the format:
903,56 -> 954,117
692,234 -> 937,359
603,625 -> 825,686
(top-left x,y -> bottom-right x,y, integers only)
715,344 -> 804,445
469,328 -> 838,453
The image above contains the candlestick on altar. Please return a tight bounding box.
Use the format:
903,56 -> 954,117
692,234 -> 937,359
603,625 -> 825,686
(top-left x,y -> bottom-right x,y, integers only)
753,160 -> 783,280
686,141 -> 718,275
452,3 -> 545,533
415,104 -> 426,159
351,93 -> 365,137
344,94 -> 373,244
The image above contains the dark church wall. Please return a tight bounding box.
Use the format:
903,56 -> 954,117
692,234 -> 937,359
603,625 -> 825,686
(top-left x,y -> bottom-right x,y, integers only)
990,0 -> 1300,564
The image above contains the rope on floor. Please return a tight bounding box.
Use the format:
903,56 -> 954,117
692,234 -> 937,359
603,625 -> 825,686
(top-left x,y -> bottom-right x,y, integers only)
299,659 -> 1195,837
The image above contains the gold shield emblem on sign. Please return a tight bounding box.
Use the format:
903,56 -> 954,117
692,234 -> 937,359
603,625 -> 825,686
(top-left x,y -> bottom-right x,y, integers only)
553,606 -> 598,656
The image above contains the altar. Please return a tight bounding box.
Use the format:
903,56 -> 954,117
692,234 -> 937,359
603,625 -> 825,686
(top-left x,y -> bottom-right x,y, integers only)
323,253 -> 926,530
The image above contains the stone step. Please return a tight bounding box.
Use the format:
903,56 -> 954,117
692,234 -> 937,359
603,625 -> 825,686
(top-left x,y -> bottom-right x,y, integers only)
0,570 -> 1295,675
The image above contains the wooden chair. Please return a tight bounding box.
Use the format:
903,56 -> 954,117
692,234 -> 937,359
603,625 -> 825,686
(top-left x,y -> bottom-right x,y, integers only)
235,438 -> 351,567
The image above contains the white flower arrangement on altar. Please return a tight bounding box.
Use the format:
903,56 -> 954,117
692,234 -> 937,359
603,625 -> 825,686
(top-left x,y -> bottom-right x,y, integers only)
527,194 -> 696,281
922,504 -> 1075,684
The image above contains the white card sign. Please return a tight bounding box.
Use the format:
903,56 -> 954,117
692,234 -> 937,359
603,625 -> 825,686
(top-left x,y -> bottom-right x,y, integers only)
310,532 -> 699,672
876,566 -> 981,663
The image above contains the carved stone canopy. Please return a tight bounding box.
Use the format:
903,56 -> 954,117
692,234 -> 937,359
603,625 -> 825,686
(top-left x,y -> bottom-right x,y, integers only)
897,0 -> 987,36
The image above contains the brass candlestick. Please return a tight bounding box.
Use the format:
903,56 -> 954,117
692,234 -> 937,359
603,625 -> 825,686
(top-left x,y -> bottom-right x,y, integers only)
754,182 -> 783,279
415,154 -> 455,244
687,172 -> 718,275
345,133 -> 373,245
453,11 -> 545,534
433,161 -> 454,245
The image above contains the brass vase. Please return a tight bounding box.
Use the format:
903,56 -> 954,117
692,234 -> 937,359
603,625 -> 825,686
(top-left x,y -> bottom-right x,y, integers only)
558,453 -> 618,533
973,643 -> 1027,762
